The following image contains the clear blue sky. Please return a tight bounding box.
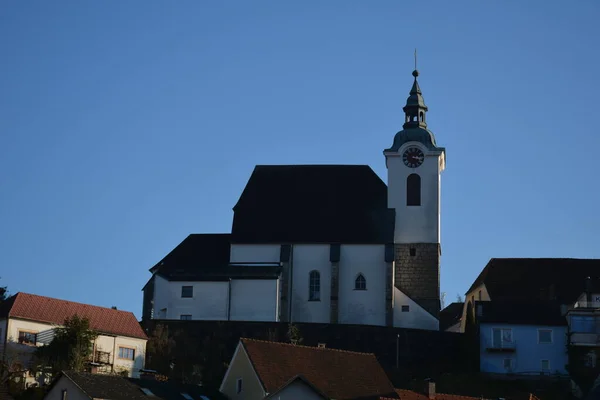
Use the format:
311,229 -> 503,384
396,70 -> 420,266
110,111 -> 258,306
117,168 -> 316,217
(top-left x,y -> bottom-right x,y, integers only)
1,1 -> 599,318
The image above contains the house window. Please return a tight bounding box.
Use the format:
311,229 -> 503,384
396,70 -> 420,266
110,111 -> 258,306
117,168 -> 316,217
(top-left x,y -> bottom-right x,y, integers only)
503,358 -> 513,371
406,174 -> 421,206
236,378 -> 243,394
61,390 -> 67,400
18,331 -> 37,346
354,274 -> 366,290
571,315 -> 596,333
402,305 -> 410,312
181,286 -> 193,298
309,270 -> 320,301
492,328 -> 513,348
118,347 -> 135,360
180,315 -> 192,321
478,290 -> 482,300
541,359 -> 550,371
585,351 -> 597,367
538,329 -> 552,344
409,247 -> 416,256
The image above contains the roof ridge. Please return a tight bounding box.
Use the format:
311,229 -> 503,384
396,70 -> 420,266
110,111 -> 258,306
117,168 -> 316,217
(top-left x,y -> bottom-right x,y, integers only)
11,292 -> 136,316
240,337 -> 376,356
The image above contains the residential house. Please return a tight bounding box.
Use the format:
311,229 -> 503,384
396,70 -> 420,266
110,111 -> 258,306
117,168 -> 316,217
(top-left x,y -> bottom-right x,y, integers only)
461,258 -> 600,333
440,302 -> 463,332
219,338 -> 398,400
0,292 -> 148,383
475,301 -> 568,376
43,371 -> 226,400
142,68 -> 447,331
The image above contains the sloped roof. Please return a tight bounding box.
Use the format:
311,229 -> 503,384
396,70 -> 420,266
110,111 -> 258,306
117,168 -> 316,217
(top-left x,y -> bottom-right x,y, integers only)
387,388 -> 490,399
1,293 -> 147,339
240,338 -> 398,400
466,258 -> 600,303
150,233 -> 231,273
231,165 -> 395,244
476,300 -> 567,326
439,302 -> 464,331
50,371 -> 226,400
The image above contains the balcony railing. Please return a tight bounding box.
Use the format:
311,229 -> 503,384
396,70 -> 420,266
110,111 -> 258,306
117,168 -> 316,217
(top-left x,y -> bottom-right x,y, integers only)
486,340 -> 517,352
89,350 -> 112,365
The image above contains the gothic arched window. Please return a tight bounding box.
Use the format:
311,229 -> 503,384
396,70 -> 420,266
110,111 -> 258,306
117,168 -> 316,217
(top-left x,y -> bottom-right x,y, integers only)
309,270 -> 320,301
407,173 -> 421,206
355,274 -> 366,290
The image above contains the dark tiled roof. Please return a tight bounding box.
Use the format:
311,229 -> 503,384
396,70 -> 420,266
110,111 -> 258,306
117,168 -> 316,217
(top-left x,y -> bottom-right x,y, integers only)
439,302 -> 464,331
476,300 -> 567,326
1,293 -> 147,339
466,258 -> 600,303
58,372 -> 147,400
151,234 -> 231,279
231,165 -> 395,244
241,338 -> 398,400
53,371 -> 226,400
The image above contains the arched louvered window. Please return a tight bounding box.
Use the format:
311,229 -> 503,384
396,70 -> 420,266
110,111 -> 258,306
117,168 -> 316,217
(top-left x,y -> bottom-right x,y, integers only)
355,274 -> 366,290
407,173 -> 421,206
309,270 -> 320,301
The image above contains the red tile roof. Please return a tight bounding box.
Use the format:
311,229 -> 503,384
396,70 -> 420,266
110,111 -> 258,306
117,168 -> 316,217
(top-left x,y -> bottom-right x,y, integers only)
2,293 -> 147,340
240,338 -> 398,400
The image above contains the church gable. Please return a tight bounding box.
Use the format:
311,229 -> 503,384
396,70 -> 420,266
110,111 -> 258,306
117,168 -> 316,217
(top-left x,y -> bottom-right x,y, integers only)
231,165 -> 395,244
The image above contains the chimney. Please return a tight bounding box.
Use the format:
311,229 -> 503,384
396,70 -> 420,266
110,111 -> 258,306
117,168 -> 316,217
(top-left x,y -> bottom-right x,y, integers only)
317,343 -> 326,348
585,277 -> 592,304
111,306 -> 118,310
424,380 -> 435,399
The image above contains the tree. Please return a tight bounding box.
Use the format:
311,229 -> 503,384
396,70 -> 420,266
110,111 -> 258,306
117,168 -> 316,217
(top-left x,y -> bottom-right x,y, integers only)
456,294 -> 464,303
145,324 -> 176,375
286,323 -> 303,345
0,277 -> 8,303
34,315 -> 98,374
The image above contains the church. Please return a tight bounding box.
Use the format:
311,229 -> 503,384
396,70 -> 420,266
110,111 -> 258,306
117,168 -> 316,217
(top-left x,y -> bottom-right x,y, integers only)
141,68 -> 446,331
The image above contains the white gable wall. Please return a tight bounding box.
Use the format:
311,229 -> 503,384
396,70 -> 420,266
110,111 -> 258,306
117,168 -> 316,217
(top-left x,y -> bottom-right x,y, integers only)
230,279 -> 278,321
290,245 -> 330,323
393,288 -> 439,330
45,375 -> 89,400
338,245 -> 386,326
271,379 -> 325,400
153,275 -> 228,320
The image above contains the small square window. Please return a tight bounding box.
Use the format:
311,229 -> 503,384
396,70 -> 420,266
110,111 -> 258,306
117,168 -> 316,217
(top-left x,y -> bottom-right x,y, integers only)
181,286 -> 193,298
503,358 -> 513,370
180,315 -> 192,321
401,305 -> 410,312
538,329 -> 552,344
236,378 -> 243,394
409,248 -> 416,256
541,359 -> 550,371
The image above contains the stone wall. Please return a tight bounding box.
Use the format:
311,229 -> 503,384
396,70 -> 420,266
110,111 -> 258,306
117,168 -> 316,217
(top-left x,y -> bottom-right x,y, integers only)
394,243 -> 440,317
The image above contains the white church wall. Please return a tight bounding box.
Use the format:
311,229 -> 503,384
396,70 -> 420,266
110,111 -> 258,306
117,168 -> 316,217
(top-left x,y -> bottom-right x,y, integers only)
153,275 -> 228,320
386,142 -> 442,244
230,244 -> 280,263
230,279 -> 278,321
338,245 -> 386,326
290,245 -> 330,323
393,287 -> 439,330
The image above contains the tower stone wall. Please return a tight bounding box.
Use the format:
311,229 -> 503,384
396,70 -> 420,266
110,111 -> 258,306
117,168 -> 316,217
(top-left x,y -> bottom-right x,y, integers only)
394,243 -> 440,318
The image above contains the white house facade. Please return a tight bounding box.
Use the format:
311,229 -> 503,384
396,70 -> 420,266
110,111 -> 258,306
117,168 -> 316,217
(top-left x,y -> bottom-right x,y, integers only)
142,68 -> 445,330
0,292 -> 148,385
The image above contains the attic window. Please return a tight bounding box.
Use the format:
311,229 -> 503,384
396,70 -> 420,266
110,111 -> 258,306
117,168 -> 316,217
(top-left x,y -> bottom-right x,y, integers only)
236,378 -> 243,394
181,393 -> 194,400
401,305 -> 410,312
61,390 -> 67,400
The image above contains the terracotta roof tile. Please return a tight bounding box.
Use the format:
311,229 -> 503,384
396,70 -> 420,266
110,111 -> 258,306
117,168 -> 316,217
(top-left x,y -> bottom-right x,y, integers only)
381,389 -> 540,400
240,338 -> 398,400
4,293 -> 147,339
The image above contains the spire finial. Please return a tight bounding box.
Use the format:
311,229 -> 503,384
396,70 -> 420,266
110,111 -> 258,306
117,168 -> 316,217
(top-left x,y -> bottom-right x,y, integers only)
412,48 -> 419,78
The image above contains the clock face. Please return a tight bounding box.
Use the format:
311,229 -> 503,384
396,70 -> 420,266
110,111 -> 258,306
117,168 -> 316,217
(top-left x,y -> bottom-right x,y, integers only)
402,147 -> 424,168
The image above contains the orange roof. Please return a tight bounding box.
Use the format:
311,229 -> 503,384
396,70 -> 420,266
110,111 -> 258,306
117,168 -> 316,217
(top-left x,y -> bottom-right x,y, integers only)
2,292 -> 147,340
380,389 -> 541,400
240,338 -> 398,400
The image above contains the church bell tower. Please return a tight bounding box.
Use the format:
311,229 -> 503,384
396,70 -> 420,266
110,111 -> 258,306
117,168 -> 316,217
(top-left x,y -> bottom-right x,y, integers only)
383,67 -> 446,318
